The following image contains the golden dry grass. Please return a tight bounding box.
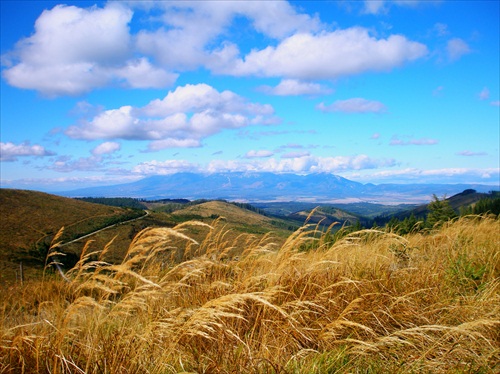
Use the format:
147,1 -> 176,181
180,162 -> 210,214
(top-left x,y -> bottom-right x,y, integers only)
1,215 -> 499,373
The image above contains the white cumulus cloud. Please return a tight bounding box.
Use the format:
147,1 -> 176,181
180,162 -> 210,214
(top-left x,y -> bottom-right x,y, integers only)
65,84 -> 278,151
0,142 -> 55,161
2,3 -> 174,96
91,142 -> 121,156
136,1 -> 321,70
221,28 -> 428,79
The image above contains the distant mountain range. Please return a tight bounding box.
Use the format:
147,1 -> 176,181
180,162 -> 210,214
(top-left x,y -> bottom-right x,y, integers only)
57,172 -> 499,204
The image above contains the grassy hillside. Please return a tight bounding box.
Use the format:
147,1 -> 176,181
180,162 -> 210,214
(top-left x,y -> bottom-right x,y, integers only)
288,206 -> 367,227
171,200 -> 297,233
1,215 -> 498,373
62,201 -> 297,267
0,189 -> 145,282
0,191 -> 296,283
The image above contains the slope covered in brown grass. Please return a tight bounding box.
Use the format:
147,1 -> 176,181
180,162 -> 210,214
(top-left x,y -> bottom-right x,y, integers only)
1,214 -> 498,373
0,189 -> 142,281
172,200 -> 297,236
172,200 -> 271,226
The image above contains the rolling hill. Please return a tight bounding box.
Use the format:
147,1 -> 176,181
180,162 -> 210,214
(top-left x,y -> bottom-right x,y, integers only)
0,189 -> 146,282
287,206 -> 367,227
170,200 -> 300,236
0,190 -> 299,283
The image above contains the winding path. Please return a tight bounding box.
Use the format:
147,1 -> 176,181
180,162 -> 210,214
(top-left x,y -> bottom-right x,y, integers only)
50,211 -> 150,281
60,210 -> 150,247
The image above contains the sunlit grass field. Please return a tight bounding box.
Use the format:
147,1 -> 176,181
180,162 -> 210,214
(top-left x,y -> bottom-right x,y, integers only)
1,215 -> 499,373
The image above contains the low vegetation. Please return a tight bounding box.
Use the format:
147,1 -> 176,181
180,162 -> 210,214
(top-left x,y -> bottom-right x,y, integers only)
1,213 -> 498,373
75,197 -> 148,210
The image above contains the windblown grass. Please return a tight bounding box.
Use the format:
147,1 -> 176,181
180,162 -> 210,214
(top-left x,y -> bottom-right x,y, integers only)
1,215 -> 499,373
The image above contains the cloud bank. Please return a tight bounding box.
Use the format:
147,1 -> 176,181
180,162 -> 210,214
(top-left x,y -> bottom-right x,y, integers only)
133,154 -> 396,176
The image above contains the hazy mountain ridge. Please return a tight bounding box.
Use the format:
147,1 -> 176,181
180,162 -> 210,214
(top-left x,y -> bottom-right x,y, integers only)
58,172 -> 498,204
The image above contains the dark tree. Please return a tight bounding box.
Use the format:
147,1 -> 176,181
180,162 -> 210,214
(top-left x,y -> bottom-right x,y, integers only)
426,195 -> 456,228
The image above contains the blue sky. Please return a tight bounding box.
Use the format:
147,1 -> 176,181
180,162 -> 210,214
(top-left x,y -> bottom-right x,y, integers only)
1,0 -> 499,191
